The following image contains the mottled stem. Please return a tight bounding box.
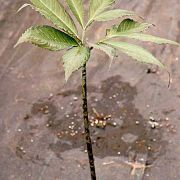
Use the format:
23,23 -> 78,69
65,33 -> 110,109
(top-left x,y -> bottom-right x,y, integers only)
82,64 -> 96,180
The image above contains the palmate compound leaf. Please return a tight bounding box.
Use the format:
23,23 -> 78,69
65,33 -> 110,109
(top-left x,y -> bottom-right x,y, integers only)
94,9 -> 138,21
62,46 -> 90,81
87,0 -> 115,27
66,0 -> 84,28
103,41 -> 164,68
15,25 -> 78,51
28,0 -> 78,38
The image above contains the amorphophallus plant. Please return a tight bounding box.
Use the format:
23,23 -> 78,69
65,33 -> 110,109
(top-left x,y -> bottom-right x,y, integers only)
15,0 -> 179,179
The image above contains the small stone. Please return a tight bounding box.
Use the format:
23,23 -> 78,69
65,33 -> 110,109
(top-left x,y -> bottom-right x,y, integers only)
116,101 -> 120,104
149,116 -> 155,121
165,117 -> 169,121
117,152 -> 121,155
49,93 -> 53,97
66,114 -> 70,118
84,150 -> 87,153
44,110 -> 49,114
60,106 -> 64,110
95,120 -> 98,124
139,158 -> 144,162
113,122 -> 117,126
73,97 -> 78,101
70,132 -> 76,136
18,128 -> 22,132
135,121 -> 140,125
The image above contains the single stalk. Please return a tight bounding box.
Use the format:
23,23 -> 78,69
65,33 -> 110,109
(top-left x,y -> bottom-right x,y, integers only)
82,64 -> 96,180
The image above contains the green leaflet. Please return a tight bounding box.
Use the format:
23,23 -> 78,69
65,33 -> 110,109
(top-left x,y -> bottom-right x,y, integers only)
87,0 -> 115,27
104,41 -> 164,68
94,9 -> 137,21
30,0 -> 78,38
66,0 -> 84,28
106,19 -> 152,38
62,46 -> 90,81
117,19 -> 152,32
89,43 -> 116,60
15,25 -> 78,51
113,33 -> 180,46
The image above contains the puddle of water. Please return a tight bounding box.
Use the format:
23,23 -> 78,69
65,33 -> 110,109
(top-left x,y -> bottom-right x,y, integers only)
19,76 -> 166,164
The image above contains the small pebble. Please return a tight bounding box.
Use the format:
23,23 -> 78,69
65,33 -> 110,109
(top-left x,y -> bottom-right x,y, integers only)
113,122 -> 117,126
49,93 -> 53,97
149,116 -> 155,121
165,117 -> 169,121
18,128 -> 22,132
73,97 -> 78,101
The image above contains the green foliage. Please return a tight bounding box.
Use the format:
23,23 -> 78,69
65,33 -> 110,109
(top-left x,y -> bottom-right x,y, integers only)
103,41 -> 164,67
89,43 -> 116,60
94,9 -> 138,22
110,33 -> 180,45
66,0 -> 84,28
87,0 -> 115,27
15,25 -> 78,50
106,19 -> 153,38
30,0 -> 78,37
63,46 -> 90,81
16,0 -> 179,81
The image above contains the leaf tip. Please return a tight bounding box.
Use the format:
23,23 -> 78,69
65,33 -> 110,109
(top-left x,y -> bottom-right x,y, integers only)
17,3 -> 32,13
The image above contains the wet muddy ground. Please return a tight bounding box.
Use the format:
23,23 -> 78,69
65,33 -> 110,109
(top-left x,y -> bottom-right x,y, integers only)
0,0 -> 180,180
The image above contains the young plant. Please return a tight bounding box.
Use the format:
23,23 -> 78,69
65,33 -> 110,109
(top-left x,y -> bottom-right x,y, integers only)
15,0 -> 179,179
